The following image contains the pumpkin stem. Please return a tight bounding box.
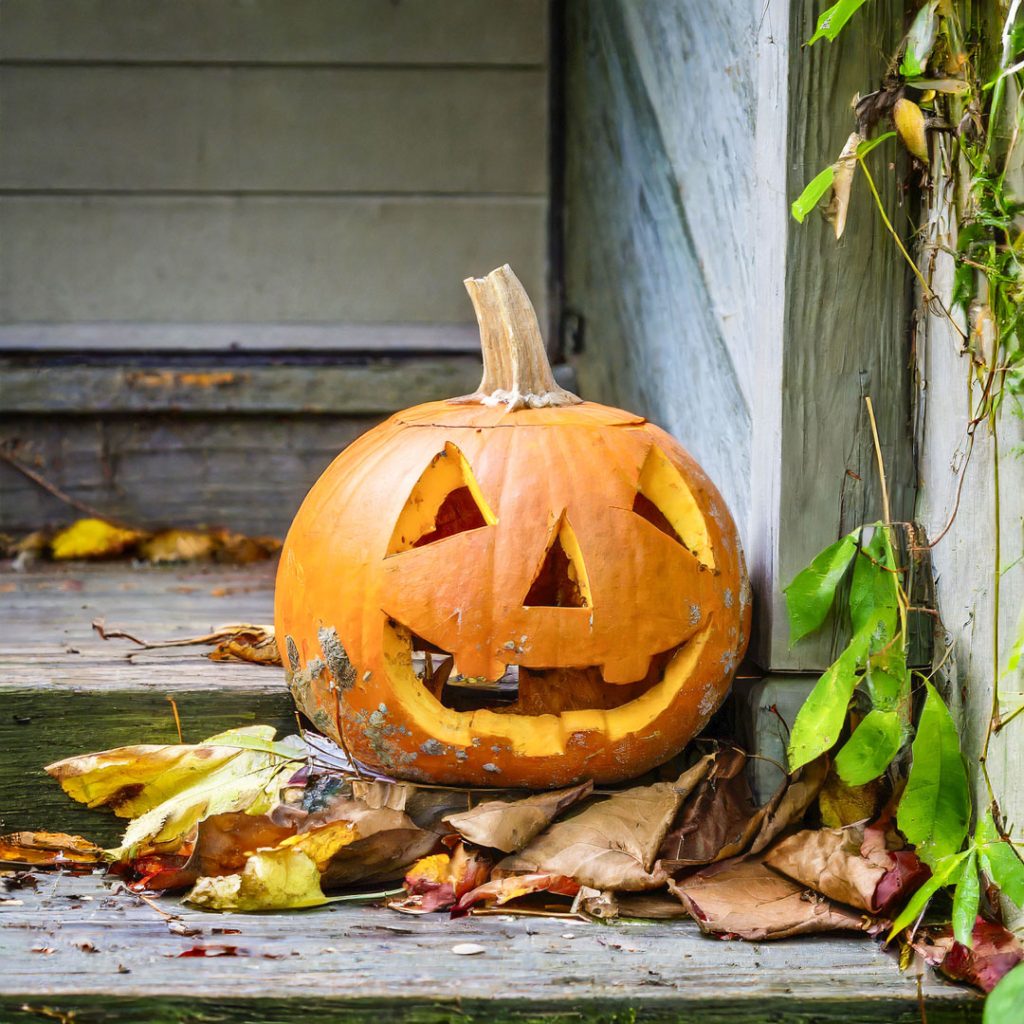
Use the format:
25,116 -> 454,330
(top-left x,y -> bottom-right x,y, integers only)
453,264 -> 582,410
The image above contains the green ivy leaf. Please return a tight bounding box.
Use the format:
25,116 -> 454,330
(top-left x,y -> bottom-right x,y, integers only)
807,0 -> 871,45
897,682 -> 971,868
888,849 -> 970,939
784,532 -> 859,645
856,131 -> 897,159
977,812 -> 1024,907
863,648 -> 910,711
792,166 -> 835,223
985,963 -> 1024,1024
849,527 -> 899,640
835,709 -> 903,785
788,627 -> 872,771
899,0 -> 938,79
952,850 -> 980,947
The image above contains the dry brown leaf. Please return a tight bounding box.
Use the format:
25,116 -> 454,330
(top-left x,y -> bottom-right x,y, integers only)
669,856 -> 871,940
658,749 -> 760,870
392,843 -> 493,914
444,781 -> 593,853
207,627 -> 281,666
615,892 -> 692,919
764,826 -> 888,912
350,780 -> 413,812
210,529 -> 282,564
894,98 -> 929,162
185,812 -> 296,880
138,529 -> 217,564
0,831 -> 106,868
452,873 -> 580,916
827,131 -> 862,240
497,756 -> 712,891
749,756 -> 829,854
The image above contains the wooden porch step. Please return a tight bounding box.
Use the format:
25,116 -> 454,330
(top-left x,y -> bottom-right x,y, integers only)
0,563 -> 982,1022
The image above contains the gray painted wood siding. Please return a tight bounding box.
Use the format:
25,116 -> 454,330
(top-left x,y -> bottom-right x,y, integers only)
0,0 -> 550,343
564,0 -> 915,672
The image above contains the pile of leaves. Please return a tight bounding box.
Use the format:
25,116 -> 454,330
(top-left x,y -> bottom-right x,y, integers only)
3,725 -> 1022,1004
3,517 -> 281,566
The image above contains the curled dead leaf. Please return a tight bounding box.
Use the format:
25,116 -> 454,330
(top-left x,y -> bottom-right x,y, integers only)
392,844 -> 492,914
452,873 -> 580,916
50,519 -> 143,560
669,856 -> 872,940
894,98 -> 929,162
0,831 -> 106,868
444,781 -> 593,853
827,132 -> 862,240
911,919 -> 1023,993
498,757 -> 712,891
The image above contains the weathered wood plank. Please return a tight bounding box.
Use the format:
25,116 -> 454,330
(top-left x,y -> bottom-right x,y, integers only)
563,0 -> 752,534
0,415 -> 373,535
0,874 -> 980,1022
0,322 -> 482,353
0,356 -> 484,414
0,196 -> 548,325
0,0 -> 549,66
1,66 -> 547,194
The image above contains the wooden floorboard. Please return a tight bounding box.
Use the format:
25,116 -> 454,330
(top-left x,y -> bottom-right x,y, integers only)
0,563 -> 981,1020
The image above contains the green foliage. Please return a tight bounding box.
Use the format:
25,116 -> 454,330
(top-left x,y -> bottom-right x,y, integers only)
977,811 -> 1024,907
897,682 -> 971,868
899,1 -> 938,78
834,709 -> 902,785
985,963 -> 1024,1024
952,850 -> 980,945
787,525 -> 907,774
806,0 -> 871,45
791,166 -> 835,223
784,531 -> 859,644
888,850 -> 969,938
855,131 -> 896,159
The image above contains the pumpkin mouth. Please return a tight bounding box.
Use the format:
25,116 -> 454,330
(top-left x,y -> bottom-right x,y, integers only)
404,625 -> 685,716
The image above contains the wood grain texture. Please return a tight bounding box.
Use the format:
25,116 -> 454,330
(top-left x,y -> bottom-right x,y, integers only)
563,0 -> 752,537
765,0 -> 916,671
1,66 -> 547,194
914,131 -> 1024,927
0,196 -> 548,325
0,0 -> 549,66
0,415 -> 376,535
0,356 -> 484,414
0,873 -> 978,1021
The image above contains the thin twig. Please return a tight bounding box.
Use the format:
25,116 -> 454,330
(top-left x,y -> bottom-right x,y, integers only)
865,397 -> 892,526
167,697 -> 183,744
0,447 -> 133,527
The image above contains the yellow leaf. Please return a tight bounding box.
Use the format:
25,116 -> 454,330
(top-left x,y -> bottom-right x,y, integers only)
278,820 -> 359,870
894,98 -> 929,163
50,518 -> 142,560
138,529 -> 217,563
186,847 -> 329,911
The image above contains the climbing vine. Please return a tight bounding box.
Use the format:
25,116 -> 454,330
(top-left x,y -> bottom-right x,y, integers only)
789,0 -> 1024,1015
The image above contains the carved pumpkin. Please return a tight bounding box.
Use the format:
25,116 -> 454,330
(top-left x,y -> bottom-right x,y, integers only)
275,266 -> 749,787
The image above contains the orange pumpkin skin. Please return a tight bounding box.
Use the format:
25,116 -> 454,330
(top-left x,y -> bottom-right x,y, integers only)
275,400 -> 750,788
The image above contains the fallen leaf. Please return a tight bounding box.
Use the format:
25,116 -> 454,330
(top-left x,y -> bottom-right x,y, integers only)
749,757 -> 830,854
184,812 -> 296,880
392,844 -> 492,914
911,919 -> 1023,993
658,749 -> 760,870
452,873 -> 580,916
172,944 -> 249,958
46,726 -> 304,856
50,519 -> 143,560
615,892 -> 695,919
0,831 -> 106,868
138,530 -> 217,564
498,757 -> 712,891
444,781 -> 593,853
210,529 -> 282,564
894,97 -> 929,162
207,627 -> 281,666
187,847 -> 329,912
669,857 -> 872,940
765,826 -> 890,912
818,769 -> 884,828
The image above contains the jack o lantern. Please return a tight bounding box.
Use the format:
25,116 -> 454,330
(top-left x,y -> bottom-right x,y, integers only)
275,265 -> 750,787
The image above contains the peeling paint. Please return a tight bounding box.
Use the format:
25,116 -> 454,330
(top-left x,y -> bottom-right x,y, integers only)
318,626 -> 356,691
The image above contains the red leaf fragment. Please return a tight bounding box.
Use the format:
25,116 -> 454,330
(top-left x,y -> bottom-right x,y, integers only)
172,944 -> 249,958
452,873 -> 580,917
913,919 -> 1024,993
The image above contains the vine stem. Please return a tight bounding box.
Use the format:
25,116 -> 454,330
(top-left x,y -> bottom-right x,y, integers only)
858,156 -> 967,343
980,417 -> 1001,807
865,396 -> 892,526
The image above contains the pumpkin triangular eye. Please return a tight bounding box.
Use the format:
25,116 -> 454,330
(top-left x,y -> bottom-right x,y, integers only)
524,513 -> 591,608
632,444 -> 716,568
387,442 -> 496,555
